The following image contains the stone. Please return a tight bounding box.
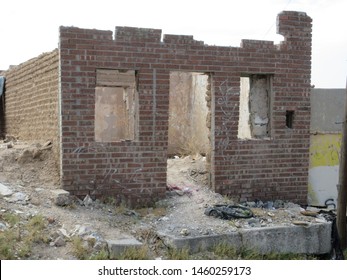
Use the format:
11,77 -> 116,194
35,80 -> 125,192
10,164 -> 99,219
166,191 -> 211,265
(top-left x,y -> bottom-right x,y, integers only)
180,228 -> 190,236
72,225 -> 94,237
263,201 -> 274,209
51,189 -> 71,206
273,200 -> 284,209
0,183 -> 13,197
0,222 -> 7,231
47,217 -> 55,224
6,192 -> 29,203
30,197 -> 41,206
248,218 -> 261,227
82,195 -> 93,207
54,236 -> 66,247
17,149 -> 34,164
43,141 -> 52,147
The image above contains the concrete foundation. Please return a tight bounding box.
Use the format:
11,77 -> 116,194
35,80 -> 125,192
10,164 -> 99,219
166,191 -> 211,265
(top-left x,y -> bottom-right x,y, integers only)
159,222 -> 332,255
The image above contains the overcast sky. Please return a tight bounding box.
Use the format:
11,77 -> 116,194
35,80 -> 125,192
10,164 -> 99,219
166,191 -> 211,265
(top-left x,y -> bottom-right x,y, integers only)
0,0 -> 346,88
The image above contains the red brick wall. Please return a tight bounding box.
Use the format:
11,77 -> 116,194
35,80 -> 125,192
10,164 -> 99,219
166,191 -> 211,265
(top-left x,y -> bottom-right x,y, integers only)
2,50 -> 60,161
59,11 -> 312,206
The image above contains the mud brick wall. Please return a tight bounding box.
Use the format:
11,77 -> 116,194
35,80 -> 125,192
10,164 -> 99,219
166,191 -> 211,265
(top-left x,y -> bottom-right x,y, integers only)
2,50 -> 60,162
59,11 -> 312,206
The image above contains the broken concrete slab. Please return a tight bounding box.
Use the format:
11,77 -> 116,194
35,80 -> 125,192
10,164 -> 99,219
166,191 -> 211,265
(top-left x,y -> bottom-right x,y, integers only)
0,183 -> 13,197
107,238 -> 143,257
51,189 -> 71,206
159,222 -> 332,255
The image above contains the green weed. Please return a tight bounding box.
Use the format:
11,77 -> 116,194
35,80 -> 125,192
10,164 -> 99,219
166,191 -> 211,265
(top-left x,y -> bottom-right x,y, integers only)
114,246 -> 149,260
0,213 -> 49,259
71,236 -> 91,260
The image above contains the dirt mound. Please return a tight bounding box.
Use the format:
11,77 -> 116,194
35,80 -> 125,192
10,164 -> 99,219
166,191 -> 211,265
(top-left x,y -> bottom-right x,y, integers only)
0,140 -> 59,187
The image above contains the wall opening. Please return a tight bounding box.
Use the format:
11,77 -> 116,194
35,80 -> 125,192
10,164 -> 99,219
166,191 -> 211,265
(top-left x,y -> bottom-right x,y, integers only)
0,76 -> 5,138
167,71 -> 212,189
286,110 -> 294,129
238,75 -> 272,139
95,69 -> 138,142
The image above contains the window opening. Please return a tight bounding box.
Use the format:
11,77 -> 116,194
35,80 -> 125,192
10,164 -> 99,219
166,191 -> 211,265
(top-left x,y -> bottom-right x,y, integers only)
238,75 -> 272,139
286,110 -> 294,129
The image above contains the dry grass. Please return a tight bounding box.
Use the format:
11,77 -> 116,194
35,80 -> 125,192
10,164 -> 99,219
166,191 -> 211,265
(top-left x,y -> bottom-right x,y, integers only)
166,247 -> 190,260
0,213 -> 49,259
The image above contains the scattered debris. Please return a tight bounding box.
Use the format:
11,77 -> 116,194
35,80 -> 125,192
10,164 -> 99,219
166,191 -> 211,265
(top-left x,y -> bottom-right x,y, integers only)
301,210 -> 319,217
5,192 -> 29,204
292,221 -> 310,226
204,204 -> 254,220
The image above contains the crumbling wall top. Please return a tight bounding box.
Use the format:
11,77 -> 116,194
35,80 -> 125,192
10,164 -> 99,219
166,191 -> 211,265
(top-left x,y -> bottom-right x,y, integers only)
277,10 -> 312,40
115,26 -> 162,43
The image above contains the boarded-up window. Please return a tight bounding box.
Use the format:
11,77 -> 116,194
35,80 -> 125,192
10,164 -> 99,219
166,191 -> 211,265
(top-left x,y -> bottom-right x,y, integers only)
95,69 -> 138,142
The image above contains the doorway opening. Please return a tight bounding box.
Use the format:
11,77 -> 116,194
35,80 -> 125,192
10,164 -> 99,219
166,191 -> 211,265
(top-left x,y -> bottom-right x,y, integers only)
167,71 -> 212,192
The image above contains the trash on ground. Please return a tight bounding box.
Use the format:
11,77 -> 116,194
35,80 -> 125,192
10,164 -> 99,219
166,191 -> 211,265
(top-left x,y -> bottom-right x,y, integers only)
204,204 -> 254,219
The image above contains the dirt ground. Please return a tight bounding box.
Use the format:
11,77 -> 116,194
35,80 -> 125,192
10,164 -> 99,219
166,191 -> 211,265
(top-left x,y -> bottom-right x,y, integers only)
0,140 -> 328,259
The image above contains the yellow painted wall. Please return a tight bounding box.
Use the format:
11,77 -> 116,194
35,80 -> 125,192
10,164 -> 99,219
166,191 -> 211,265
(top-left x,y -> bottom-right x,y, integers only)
310,134 -> 341,168
308,133 -> 341,206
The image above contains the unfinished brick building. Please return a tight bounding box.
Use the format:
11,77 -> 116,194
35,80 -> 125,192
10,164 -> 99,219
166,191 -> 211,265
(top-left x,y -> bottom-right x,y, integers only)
1,11 -> 312,206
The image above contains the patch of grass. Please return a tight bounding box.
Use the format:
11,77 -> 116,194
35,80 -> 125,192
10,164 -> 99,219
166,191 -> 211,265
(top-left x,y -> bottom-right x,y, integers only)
239,247 -> 316,260
3,213 -> 20,226
0,228 -> 19,259
208,243 -> 318,260
213,242 -> 238,259
114,201 -> 127,215
71,236 -> 92,260
0,213 -> 49,259
89,249 -> 110,260
26,215 -> 49,243
114,246 -> 149,260
166,247 -> 190,260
